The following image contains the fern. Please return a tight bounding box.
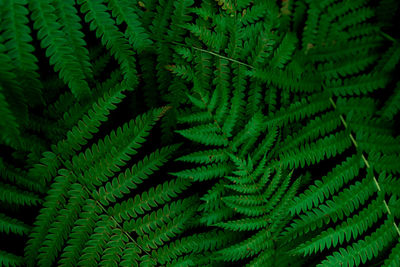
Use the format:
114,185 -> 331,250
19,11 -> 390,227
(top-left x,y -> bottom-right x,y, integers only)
29,0 -> 91,99
0,0 -> 400,266
1,0 -> 43,106
24,108 -> 193,267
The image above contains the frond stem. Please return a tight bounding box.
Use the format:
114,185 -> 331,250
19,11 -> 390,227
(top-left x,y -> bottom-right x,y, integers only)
329,97 -> 400,237
81,187 -> 154,260
171,41 -> 255,69
380,31 -> 397,43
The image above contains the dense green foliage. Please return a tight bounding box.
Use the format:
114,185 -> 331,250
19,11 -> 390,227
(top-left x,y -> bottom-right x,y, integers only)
0,0 -> 400,266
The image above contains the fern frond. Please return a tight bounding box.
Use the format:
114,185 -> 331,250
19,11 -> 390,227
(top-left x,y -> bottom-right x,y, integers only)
326,73 -> 389,96
368,152 -> 400,175
108,0 -> 152,52
24,107 -> 194,266
28,85 -> 126,188
25,173 -> 73,265
290,154 -> 363,214
78,0 -> 138,88
29,0 -> 90,99
264,93 -> 329,128
172,163 -> 231,182
124,197 -> 198,235
285,174 -> 376,240
0,212 -> 30,236
384,238 -> 400,267
57,199 -> 100,267
154,230 -> 238,265
318,54 -> 378,79
109,177 -> 192,223
0,159 -> 41,193
94,144 -> 180,206
278,130 -> 352,169
216,229 -> 274,261
0,182 -> 41,206
293,195 -> 385,256
223,63 -> 246,137
270,33 -> 297,69
36,183 -> 87,267
71,107 -> 169,188
249,67 -> 322,93
320,218 -> 397,267
307,36 -> 383,62
0,250 -> 23,267
1,0 -> 43,105
177,124 -> 228,146
215,215 -> 270,231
